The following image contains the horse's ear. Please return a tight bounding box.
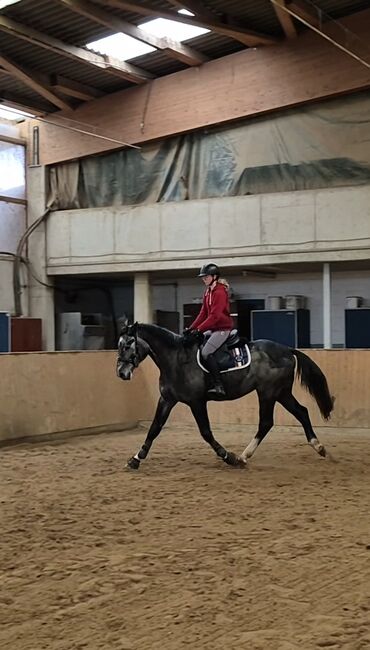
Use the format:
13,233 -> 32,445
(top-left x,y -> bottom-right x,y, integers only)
127,321 -> 138,337
120,316 -> 130,335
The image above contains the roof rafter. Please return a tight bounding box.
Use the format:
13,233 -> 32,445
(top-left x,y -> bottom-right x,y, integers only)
59,0 -> 208,66
0,64 -> 104,101
0,52 -> 74,111
274,0 -> 370,69
0,91 -> 48,116
272,0 -> 297,39
50,75 -> 104,100
0,14 -> 154,84
99,0 -> 280,47
286,0 -> 321,29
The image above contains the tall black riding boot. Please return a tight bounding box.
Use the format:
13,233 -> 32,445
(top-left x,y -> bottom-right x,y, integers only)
203,353 -> 226,397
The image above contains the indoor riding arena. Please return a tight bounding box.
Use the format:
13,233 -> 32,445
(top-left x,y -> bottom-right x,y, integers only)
1,1 -> 370,649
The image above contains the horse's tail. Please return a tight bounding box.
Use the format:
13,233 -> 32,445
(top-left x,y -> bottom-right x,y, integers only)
292,349 -> 334,420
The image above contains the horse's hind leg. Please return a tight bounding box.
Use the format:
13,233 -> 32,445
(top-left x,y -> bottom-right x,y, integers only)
191,402 -> 245,468
278,390 -> 326,457
240,395 -> 275,462
126,396 -> 177,470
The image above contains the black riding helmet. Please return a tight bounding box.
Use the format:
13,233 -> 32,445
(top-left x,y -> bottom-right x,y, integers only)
198,263 -> 220,278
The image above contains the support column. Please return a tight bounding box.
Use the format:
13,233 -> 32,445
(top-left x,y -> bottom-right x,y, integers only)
134,273 -> 152,323
323,262 -> 331,349
27,166 -> 55,350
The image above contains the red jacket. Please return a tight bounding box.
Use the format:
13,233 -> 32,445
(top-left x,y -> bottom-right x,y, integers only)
190,282 -> 233,332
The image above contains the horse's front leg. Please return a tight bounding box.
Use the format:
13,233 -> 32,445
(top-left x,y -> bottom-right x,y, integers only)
127,396 -> 177,470
190,402 -> 246,468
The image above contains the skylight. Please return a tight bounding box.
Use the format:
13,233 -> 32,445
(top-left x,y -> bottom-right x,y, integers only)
86,11 -> 209,63
140,18 -> 209,42
0,106 -> 35,121
87,33 -> 155,61
0,0 -> 22,9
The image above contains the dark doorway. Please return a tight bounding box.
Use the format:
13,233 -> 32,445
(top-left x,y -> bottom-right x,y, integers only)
237,299 -> 265,339
156,310 -> 180,333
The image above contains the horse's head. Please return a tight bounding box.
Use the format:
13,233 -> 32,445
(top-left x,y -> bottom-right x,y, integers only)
116,322 -> 140,381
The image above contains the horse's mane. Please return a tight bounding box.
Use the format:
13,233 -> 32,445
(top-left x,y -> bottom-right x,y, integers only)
137,323 -> 182,349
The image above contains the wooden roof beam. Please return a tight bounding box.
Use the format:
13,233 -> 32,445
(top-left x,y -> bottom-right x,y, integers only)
0,64 -> 104,101
50,75 -> 104,101
59,0 -> 208,66
281,0 -> 370,67
0,14 -> 154,84
100,0 -> 280,47
287,0 -> 321,29
272,0 -> 297,39
0,91 -> 47,116
0,52 -> 74,111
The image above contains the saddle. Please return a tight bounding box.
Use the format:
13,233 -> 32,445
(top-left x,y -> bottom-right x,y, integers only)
197,329 -> 251,374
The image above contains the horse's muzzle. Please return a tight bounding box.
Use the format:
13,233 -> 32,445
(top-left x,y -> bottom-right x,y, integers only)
116,363 -> 133,381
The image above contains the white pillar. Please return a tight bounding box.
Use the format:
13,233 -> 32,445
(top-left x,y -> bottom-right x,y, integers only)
134,272 -> 152,323
27,165 -> 55,350
323,262 -> 331,349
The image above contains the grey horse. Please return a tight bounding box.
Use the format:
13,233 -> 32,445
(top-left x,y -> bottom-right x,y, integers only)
116,323 -> 334,470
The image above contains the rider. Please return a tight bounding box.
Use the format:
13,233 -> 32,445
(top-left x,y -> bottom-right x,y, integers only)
185,262 -> 233,397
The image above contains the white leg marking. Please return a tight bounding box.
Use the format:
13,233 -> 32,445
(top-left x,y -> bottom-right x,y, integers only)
310,438 -> 326,456
134,453 -> 140,461
241,437 -> 259,461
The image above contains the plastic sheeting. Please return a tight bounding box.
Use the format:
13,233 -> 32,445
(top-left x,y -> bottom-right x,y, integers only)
48,91 -> 370,210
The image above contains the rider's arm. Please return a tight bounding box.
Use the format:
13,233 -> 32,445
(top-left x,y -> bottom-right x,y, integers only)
189,301 -> 207,330
195,290 -> 227,332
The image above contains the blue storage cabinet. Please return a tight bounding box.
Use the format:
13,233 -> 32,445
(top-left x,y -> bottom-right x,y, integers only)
251,309 -> 310,348
0,312 -> 11,353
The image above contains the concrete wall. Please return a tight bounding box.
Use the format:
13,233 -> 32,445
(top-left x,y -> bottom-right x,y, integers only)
0,349 -> 369,446
46,185 -> 370,275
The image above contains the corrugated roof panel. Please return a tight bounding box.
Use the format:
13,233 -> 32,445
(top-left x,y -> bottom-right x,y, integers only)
316,0 -> 370,17
0,73 -> 55,112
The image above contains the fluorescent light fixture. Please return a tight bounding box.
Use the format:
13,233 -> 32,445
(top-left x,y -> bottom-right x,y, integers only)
0,105 -> 35,120
139,18 -> 209,41
86,33 -> 155,62
0,0 -> 22,9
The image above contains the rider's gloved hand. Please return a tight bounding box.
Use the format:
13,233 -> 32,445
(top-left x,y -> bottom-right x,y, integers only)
182,328 -> 203,346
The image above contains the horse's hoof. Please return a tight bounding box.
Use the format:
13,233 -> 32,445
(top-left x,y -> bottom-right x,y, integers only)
224,452 -> 247,468
126,457 -> 140,470
318,445 -> 326,458
311,440 -> 326,458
